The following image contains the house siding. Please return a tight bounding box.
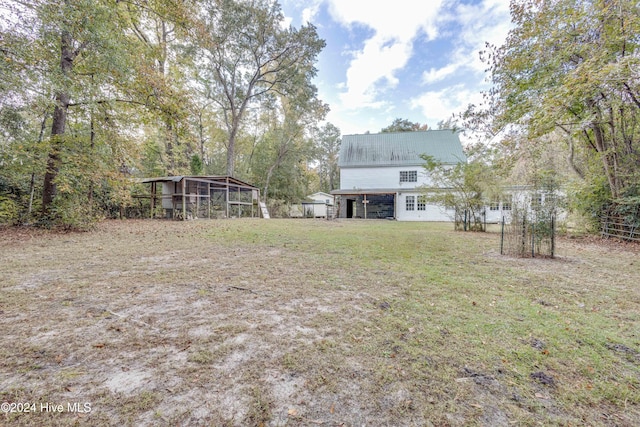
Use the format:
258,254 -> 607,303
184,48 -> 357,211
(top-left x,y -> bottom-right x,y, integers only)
396,191 -> 453,221
340,166 -> 434,190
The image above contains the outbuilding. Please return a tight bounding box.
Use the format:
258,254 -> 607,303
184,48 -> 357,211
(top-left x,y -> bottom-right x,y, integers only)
140,176 -> 263,220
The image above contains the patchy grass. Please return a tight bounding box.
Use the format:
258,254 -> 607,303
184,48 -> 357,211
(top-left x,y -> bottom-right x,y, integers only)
0,219 -> 639,426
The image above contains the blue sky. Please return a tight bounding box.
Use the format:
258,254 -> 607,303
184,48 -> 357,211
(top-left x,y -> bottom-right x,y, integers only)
280,0 -> 512,136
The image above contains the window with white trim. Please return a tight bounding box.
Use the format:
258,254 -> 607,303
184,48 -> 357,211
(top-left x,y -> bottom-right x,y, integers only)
502,196 -> 512,211
400,170 -> 417,183
406,195 -> 415,211
417,195 -> 426,211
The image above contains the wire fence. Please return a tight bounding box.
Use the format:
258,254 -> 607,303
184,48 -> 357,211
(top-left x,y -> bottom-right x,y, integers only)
454,208 -> 486,232
500,213 -> 556,258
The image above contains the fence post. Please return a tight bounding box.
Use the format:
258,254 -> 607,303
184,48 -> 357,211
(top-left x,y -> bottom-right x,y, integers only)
484,209 -> 487,232
531,222 -> 535,258
500,216 -> 505,255
521,216 -> 526,256
551,216 -> 555,258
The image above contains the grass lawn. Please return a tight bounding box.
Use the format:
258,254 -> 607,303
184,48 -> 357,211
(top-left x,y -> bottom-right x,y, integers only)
1,219 -> 638,426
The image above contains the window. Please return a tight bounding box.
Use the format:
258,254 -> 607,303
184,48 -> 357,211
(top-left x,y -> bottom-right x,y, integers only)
531,194 -> 542,209
406,195 -> 415,211
400,170 -> 417,183
489,198 -> 500,211
417,195 -> 426,211
502,196 -> 512,211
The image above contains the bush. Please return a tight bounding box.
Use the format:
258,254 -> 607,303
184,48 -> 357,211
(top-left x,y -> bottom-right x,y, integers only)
569,176 -> 610,232
0,196 -> 20,225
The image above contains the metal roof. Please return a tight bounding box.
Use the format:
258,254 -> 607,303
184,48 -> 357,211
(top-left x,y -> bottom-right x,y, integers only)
338,130 -> 466,168
140,175 -> 258,189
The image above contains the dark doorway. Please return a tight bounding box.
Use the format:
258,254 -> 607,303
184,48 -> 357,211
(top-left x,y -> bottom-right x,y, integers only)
346,199 -> 355,218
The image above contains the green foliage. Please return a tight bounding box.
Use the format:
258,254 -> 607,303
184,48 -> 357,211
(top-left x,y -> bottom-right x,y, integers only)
0,196 -> 20,225
190,154 -> 203,175
569,175 -> 611,232
1,0 -> 331,224
381,118 -> 428,133
612,186 -> 640,228
312,123 -> 341,193
198,0 -> 325,176
422,153 -> 500,231
485,0 -> 640,221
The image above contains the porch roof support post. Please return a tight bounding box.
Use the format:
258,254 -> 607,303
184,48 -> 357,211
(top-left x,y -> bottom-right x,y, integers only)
225,177 -> 229,218
182,178 -> 186,221
150,182 -> 156,218
364,194 -> 368,219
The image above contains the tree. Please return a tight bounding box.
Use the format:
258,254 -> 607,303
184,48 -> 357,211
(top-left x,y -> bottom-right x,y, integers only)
251,80 -> 328,204
199,0 -> 325,176
1,0 -> 329,224
381,118 -> 428,133
119,0 -> 199,175
486,0 -> 640,220
313,122 -> 341,192
422,146 -> 500,231
436,117 -> 460,131
1,0 -> 198,226
0,0 -> 137,218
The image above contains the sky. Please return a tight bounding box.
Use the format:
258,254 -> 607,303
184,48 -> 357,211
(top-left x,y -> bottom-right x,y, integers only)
279,0 -> 513,137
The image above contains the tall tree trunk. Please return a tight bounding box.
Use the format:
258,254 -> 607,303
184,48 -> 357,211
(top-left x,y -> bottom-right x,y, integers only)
165,120 -> 175,174
263,163 -> 275,204
42,31 -> 75,214
329,164 -> 337,191
226,130 -> 236,176
592,122 -> 619,199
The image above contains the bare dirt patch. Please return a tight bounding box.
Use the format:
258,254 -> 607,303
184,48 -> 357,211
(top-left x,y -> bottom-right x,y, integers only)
1,219 -> 639,426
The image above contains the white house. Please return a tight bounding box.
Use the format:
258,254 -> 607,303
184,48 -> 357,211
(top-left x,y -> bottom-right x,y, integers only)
485,187 -> 566,224
331,130 -> 466,221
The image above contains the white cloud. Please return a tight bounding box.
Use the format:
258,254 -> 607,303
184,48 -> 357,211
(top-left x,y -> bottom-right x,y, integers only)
339,34 -> 411,109
280,0 -> 513,136
301,2 -> 321,24
410,84 -> 483,126
422,63 -> 460,84
452,0 -> 511,73
281,15 -> 293,29
421,0 -> 511,85
280,0 -> 322,26
327,0 -> 445,110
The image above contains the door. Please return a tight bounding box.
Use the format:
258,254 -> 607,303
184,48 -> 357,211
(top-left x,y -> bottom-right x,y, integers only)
346,199 -> 355,218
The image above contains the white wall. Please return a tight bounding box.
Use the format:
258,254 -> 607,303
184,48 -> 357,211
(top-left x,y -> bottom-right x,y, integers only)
340,166 -> 434,190
396,192 -> 453,221
485,206 -> 514,223
302,203 -> 328,217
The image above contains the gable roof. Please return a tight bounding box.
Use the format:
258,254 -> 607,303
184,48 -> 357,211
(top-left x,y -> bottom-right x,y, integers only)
308,192 -> 333,199
338,130 -> 466,168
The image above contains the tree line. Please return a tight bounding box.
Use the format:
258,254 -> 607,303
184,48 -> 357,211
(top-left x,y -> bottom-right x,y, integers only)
450,0 -> 640,231
0,0 -> 340,227
2,0 -> 638,230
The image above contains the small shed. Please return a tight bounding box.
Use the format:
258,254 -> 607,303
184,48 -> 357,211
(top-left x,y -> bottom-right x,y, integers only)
141,176 -> 262,220
301,192 -> 335,218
